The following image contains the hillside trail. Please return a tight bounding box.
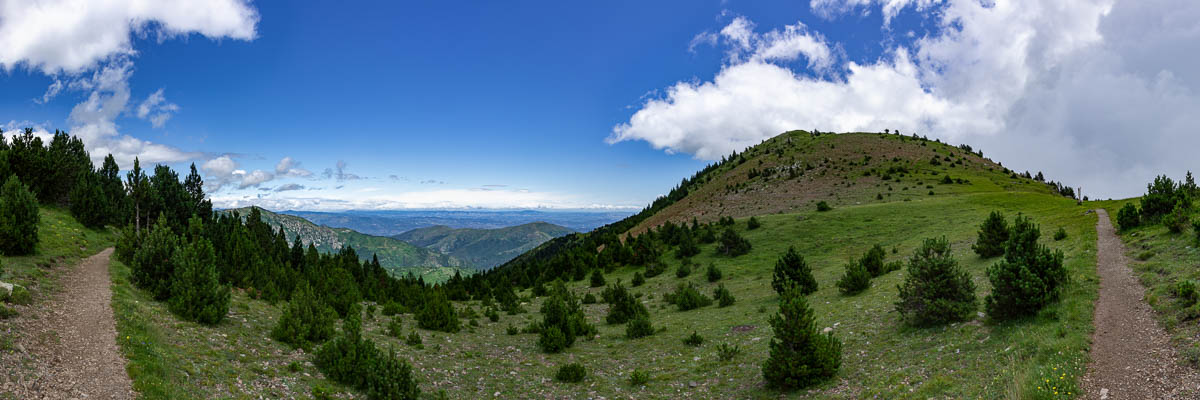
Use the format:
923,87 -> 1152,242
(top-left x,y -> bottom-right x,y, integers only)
3,248 -> 134,399
1080,210 -> 1200,399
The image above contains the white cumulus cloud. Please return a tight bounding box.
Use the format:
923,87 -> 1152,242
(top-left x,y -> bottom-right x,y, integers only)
611,0 -> 1200,199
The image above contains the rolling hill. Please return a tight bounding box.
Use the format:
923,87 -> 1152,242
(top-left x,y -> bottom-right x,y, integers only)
226,206 -> 469,281
392,222 -> 574,269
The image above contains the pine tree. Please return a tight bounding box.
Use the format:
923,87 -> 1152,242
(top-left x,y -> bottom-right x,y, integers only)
132,215 -> 180,300
589,269 -> 606,288
272,281 -> 337,350
69,170 -> 106,228
835,259 -> 871,295
416,291 -> 460,333
168,237 -> 231,325
98,154 -> 127,225
984,216 -> 1067,320
972,211 -> 1009,258
895,237 -> 977,326
772,247 -> 817,295
125,158 -> 150,233
861,244 -> 887,277
762,288 -> 841,390
0,176 -> 40,255
716,227 -> 751,257
602,281 -> 647,325
538,281 -> 593,353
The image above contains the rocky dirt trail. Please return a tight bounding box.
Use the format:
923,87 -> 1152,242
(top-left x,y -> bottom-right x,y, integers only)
2,248 -> 134,399
1081,210 -> 1200,399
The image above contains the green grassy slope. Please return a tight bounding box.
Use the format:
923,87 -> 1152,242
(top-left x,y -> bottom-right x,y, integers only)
226,207 -> 469,281
0,206 -> 115,301
393,222 -> 575,269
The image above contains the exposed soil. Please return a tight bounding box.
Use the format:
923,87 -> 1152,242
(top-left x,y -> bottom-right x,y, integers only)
1081,210 -> 1200,399
2,248 -> 133,399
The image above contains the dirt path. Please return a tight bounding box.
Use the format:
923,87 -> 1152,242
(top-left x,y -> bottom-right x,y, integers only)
1081,210 -> 1200,399
4,248 -> 134,399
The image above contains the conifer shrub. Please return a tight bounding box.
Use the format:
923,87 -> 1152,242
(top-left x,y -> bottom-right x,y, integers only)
675,232 -> 700,258
538,281 -> 594,353
314,304 -> 421,399
772,247 -> 817,296
716,343 -> 741,362
416,292 -> 460,333
625,314 -> 655,339
972,211 -> 1009,258
387,317 -> 404,338
581,293 -> 597,304
381,302 -> 405,316
895,237 -> 978,326
1164,201 -> 1190,233
132,216 -> 179,300
631,272 -> 645,287
1194,220 -> 1200,244
1117,203 -> 1141,231
683,331 -> 704,346
629,370 -> 650,386
762,289 -> 841,390
602,281 -> 647,325
714,284 -> 736,307
675,263 -> 691,278
69,171 -> 107,228
0,176 -> 39,256
816,201 -> 832,212
666,282 -> 712,311
747,216 -> 761,230
984,216 -> 1067,320
506,324 -> 519,335
706,263 -> 723,282
1141,175 -> 1186,220
1053,227 -> 1068,241
272,281 -> 337,350
644,263 -> 665,278
114,225 -> 140,264
589,269 -> 606,288
1176,280 -> 1198,306
716,228 -> 752,257
555,363 -> 586,383
861,244 -> 887,277
835,259 -> 871,295
405,331 -> 423,348
7,285 -> 31,305
168,238 -> 230,325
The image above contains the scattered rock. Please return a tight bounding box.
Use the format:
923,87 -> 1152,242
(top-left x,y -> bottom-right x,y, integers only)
1100,388 -> 1108,399
822,327 -> 833,334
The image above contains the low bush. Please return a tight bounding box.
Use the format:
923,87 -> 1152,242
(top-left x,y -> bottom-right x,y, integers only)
405,331 -> 423,348
683,331 -> 704,346
314,304 -> 421,400
762,289 -> 841,390
272,281 -> 337,350
538,281 -> 595,353
747,216 -> 761,230
1164,201 -> 1190,233
625,314 -> 655,339
972,211 -> 1009,258
0,176 -> 39,256
589,269 -> 606,288
7,285 -> 31,305
1117,203 -> 1141,231
836,259 -> 871,295
896,237 -> 978,326
716,228 -> 752,257
1177,280 -> 1198,306
706,263 -> 723,282
506,324 -> 519,335
816,201 -> 832,212
772,246 -> 817,296
716,343 -> 740,362
665,283 -> 712,311
555,363 -> 586,383
985,216 -> 1068,320
631,272 -> 645,287
387,317 -> 404,338
603,281 -> 647,325
581,293 -> 597,304
861,244 -> 887,277
675,263 -> 691,278
1053,227 -> 1068,241
168,238 -> 230,325
629,370 -> 650,386
713,284 -> 736,307
416,292 -> 460,333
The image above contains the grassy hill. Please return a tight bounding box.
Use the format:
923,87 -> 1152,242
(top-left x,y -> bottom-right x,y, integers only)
110,131 -> 1110,399
226,206 -> 469,281
392,222 -> 574,269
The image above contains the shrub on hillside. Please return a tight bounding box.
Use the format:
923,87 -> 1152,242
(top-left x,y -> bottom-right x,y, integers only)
168,238 -> 231,325
666,282 -> 712,311
675,231 -> 700,258
714,284 -> 736,307
629,369 -> 650,386
555,363 -> 586,383
381,301 -> 405,316
387,317 -> 404,338
1164,201 -> 1190,233
683,331 -> 704,346
816,201 -> 832,212
1053,227 -> 1068,241
706,263 -> 723,282
772,247 -> 817,296
861,244 -> 887,277
405,331 -> 423,347
538,281 -> 595,353
589,269 -> 606,288
716,228 -> 752,257
131,216 -> 179,300
895,237 -> 978,326
984,216 -> 1067,320
1176,280 -> 1198,306
581,293 -> 596,304
972,211 -> 1009,258
314,304 -> 421,400
416,292 -> 460,333
644,263 -> 665,278
68,171 -> 107,228
836,259 -> 871,295
762,288 -> 841,390
747,216 -> 761,230
675,263 -> 691,278
1142,175 -> 1188,220
272,281 -> 337,350
1117,203 -> 1141,231
625,314 -> 655,339
114,225 -> 141,264
603,281 -> 647,325
631,272 -> 645,287
0,176 -> 39,256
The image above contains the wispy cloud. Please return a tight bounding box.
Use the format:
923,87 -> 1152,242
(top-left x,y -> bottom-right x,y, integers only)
322,160 -> 362,181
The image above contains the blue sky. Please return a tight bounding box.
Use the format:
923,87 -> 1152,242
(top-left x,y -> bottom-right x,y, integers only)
3,0 -> 1199,208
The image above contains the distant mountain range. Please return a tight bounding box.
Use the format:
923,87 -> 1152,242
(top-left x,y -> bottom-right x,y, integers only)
393,222 -> 575,269
279,209 -> 631,237
224,207 -> 581,281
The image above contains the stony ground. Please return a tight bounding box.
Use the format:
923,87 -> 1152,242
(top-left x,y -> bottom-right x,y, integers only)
1081,210 -> 1200,399
1,248 -> 133,399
